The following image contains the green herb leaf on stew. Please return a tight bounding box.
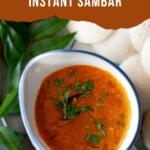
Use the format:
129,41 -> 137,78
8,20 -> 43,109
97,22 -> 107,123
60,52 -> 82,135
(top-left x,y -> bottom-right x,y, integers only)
72,81 -> 81,91
53,78 -> 64,86
66,104 -> 79,119
63,91 -> 70,102
61,90 -> 94,120
52,98 -> 63,107
86,133 -> 100,144
72,80 -> 94,96
81,80 -> 93,93
96,120 -> 107,137
62,91 -> 70,119
79,106 -> 94,113
67,105 -> 94,119
53,91 -> 94,120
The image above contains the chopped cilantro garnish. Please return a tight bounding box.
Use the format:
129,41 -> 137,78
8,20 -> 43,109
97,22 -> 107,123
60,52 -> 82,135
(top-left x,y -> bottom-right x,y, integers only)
62,90 -> 70,119
52,97 -> 63,107
52,78 -> 94,120
53,78 -> 64,86
96,120 -> 107,137
72,80 -> 94,96
86,133 -> 100,144
72,81 -> 81,91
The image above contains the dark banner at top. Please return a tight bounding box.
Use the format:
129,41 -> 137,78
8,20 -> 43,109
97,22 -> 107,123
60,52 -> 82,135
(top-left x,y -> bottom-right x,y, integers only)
0,0 -> 150,28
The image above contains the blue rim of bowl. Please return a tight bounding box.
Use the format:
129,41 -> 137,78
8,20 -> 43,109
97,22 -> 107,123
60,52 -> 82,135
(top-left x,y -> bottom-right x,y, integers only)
20,49 -> 141,150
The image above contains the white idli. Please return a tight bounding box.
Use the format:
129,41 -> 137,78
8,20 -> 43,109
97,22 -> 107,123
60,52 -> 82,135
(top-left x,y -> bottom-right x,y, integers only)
142,110 -> 150,149
120,54 -> 150,114
71,41 -> 93,52
67,21 -> 113,44
141,36 -> 150,77
129,19 -> 150,52
92,29 -> 136,63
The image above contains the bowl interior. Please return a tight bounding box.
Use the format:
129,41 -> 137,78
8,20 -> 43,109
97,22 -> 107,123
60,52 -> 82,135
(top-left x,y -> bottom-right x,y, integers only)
19,50 -> 140,150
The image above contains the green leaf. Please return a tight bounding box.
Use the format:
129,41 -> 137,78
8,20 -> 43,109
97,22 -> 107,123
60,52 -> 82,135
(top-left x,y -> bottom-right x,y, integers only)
96,120 -> 107,137
0,21 -> 25,67
0,127 -> 25,150
8,55 -> 25,91
8,100 -> 20,115
53,99 -> 63,107
67,104 -> 79,119
79,106 -> 94,113
72,80 -> 94,96
62,91 -> 70,119
86,133 -> 100,144
6,25 -> 26,52
63,91 -> 70,102
81,80 -> 93,93
0,89 -> 18,117
4,36 -> 21,66
53,78 -> 64,86
52,97 -> 63,107
30,17 -> 69,40
0,20 -> 7,43
63,102 -> 68,120
7,22 -> 29,45
30,33 -> 75,57
0,20 -> 26,53
67,105 -> 93,120
72,81 -> 81,92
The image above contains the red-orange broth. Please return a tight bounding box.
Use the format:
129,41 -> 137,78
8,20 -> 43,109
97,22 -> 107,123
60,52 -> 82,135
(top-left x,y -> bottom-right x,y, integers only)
35,65 -> 131,150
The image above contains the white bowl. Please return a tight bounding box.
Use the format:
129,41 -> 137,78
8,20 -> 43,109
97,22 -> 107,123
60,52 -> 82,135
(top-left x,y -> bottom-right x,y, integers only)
19,49 -> 141,150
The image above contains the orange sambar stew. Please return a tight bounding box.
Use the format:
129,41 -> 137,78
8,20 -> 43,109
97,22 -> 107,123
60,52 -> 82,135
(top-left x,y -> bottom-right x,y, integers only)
35,65 -> 131,150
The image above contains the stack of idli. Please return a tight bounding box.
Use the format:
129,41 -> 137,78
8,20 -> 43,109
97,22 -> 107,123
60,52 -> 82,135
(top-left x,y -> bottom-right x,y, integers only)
92,29 -> 136,63
67,19 -> 150,149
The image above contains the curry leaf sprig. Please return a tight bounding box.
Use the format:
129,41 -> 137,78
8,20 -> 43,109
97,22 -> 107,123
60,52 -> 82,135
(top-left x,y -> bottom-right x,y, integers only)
0,17 -> 75,150
0,17 -> 75,117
